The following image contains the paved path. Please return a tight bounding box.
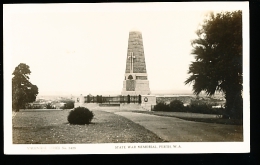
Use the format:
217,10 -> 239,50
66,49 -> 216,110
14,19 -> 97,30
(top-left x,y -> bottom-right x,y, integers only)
99,109 -> 243,142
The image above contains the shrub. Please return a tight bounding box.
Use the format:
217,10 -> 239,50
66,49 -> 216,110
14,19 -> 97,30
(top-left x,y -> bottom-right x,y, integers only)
61,99 -> 75,109
169,100 -> 185,112
46,103 -> 55,109
188,100 -> 210,113
68,107 -> 94,125
153,102 -> 171,111
186,100 -> 224,115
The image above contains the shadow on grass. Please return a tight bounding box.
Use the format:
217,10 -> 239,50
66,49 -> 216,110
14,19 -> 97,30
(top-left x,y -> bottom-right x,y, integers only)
64,122 -> 96,125
171,116 -> 242,125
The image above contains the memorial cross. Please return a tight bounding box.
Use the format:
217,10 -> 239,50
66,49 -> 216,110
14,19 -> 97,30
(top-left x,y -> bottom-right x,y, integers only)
128,52 -> 135,73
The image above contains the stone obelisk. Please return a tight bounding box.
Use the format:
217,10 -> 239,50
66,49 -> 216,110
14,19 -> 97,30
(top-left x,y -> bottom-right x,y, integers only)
121,29 -> 151,96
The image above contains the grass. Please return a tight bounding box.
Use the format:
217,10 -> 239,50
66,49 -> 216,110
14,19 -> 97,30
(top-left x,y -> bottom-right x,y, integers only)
131,111 -> 242,125
12,109 -> 164,144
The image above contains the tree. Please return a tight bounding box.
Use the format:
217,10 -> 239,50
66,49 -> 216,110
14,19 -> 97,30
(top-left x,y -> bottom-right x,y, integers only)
12,63 -> 39,111
185,11 -> 242,119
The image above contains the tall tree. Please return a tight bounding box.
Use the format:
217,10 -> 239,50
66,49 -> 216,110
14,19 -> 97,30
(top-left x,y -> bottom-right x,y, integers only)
12,63 -> 39,111
185,11 -> 242,119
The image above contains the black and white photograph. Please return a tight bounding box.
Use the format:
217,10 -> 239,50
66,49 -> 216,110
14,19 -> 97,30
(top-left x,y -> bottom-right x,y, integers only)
4,2 -> 249,154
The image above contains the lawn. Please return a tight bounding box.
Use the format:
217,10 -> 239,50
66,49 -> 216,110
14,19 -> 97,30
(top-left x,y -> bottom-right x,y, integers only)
131,111 -> 243,125
12,109 -> 164,144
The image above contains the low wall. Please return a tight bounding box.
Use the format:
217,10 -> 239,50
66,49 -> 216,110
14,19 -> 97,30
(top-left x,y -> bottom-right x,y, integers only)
120,103 -> 155,111
141,104 -> 154,111
141,95 -> 156,105
74,95 -> 157,111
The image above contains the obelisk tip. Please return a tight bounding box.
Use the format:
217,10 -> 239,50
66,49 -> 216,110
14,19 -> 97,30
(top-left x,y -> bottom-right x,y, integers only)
130,28 -> 141,32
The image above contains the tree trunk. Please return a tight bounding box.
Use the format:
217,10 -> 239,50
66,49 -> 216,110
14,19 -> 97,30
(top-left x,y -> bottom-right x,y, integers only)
224,89 -> 243,119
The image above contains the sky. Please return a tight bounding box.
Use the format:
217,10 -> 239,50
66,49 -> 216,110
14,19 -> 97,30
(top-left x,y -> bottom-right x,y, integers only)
4,3 -> 248,96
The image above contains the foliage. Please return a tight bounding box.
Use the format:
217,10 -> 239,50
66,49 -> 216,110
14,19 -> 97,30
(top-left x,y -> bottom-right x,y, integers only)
153,102 -> 171,112
154,100 -> 185,112
12,63 -> 39,112
188,101 -> 212,113
67,107 -> 94,125
169,100 -> 185,112
184,11 -> 242,119
186,100 -> 224,115
46,103 -> 55,109
60,99 -> 75,109
153,100 -> 225,115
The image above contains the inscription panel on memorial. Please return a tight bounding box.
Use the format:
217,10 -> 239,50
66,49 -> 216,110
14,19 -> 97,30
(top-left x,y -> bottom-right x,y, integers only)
126,80 -> 136,91
136,76 -> 147,80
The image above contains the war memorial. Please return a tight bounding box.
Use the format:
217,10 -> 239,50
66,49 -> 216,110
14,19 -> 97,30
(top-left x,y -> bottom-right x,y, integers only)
74,30 -> 192,110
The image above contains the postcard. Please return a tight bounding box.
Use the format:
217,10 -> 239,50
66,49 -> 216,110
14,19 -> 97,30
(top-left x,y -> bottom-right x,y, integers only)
4,2 -> 250,154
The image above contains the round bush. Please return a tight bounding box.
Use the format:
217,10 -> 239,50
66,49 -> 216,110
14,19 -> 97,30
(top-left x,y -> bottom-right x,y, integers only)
68,107 -> 94,125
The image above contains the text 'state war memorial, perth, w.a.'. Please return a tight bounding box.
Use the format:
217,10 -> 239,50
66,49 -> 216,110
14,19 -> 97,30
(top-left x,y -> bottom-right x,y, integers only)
121,30 -> 151,96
